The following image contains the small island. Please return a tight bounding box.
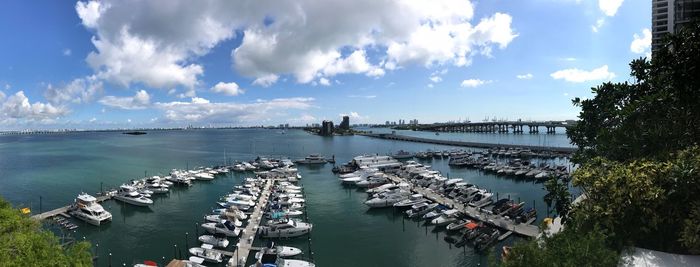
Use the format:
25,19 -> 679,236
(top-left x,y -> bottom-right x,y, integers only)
122,131 -> 147,135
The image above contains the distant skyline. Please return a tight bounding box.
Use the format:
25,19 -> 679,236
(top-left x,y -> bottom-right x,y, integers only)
0,0 -> 651,130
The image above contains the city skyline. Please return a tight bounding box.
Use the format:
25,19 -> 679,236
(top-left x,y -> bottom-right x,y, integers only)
0,0 -> 651,130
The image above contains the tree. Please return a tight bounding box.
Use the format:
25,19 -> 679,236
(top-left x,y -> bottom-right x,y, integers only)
543,177 -> 572,223
0,197 -> 93,266
567,23 -> 700,163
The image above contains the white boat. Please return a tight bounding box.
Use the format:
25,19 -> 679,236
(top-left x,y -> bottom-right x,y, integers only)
184,257 -> 206,267
431,209 -> 461,226
198,234 -> 229,248
365,191 -> 410,208
294,154 -> 327,164
251,253 -> 315,267
145,181 -> 169,194
392,150 -> 414,159
68,193 -> 112,226
258,219 -> 312,238
212,207 -> 248,220
446,219 -> 470,231
232,164 -> 246,171
393,194 -> 428,209
195,172 -> 214,180
201,220 -> 241,237
114,185 -> 153,206
205,214 -> 243,227
405,202 -> 438,218
355,175 -> 389,188
189,244 -> 223,263
469,192 -> 494,208
255,242 -> 303,258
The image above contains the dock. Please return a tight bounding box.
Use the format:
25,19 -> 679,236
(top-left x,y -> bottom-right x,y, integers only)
31,194 -> 112,221
386,174 -> 540,238
360,133 -> 577,154
228,179 -> 273,267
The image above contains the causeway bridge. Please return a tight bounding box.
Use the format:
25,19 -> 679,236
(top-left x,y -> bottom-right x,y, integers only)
393,121 -> 576,134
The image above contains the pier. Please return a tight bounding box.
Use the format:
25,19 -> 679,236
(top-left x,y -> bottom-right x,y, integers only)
361,133 -> 577,154
228,179 -> 273,267
386,174 -> 540,238
31,194 -> 112,221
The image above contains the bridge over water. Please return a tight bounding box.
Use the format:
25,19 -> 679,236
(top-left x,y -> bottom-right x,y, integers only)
393,121 -> 576,134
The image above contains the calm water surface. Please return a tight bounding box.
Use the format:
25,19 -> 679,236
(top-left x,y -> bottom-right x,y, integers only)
0,129 -> 572,266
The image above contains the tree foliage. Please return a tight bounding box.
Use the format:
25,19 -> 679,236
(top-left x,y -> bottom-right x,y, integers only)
0,197 -> 92,266
567,23 -> 700,163
543,177 -> 572,223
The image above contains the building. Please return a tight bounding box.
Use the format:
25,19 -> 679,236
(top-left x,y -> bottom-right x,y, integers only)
339,116 -> 350,130
652,0 -> 700,51
320,120 -> 334,136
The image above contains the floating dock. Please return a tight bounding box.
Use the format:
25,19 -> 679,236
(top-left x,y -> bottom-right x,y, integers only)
30,194 -> 112,221
360,133 -> 577,154
228,179 -> 273,267
386,174 -> 540,238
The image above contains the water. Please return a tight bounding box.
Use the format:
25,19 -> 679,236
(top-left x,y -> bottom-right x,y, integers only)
0,129 -> 571,266
365,127 -> 574,148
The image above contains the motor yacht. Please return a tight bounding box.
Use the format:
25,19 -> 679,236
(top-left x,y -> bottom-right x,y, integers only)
188,244 -> 223,263
405,202 -> 438,218
468,192 -> 494,208
355,175 -> 389,188
391,150 -> 414,159
294,154 -> 327,164
201,220 -> 241,237
250,253 -> 315,267
195,172 -> 214,180
205,214 -> 243,227
114,185 -> 153,206
68,193 -> 112,226
431,209 -> 461,226
364,191 -> 410,208
393,194 -> 428,209
258,219 -> 312,238
198,234 -> 230,248
255,241 -> 303,258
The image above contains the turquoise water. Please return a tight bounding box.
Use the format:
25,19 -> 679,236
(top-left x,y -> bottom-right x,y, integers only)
0,129 -> 572,266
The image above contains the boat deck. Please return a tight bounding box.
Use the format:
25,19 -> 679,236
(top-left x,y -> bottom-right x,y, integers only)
386,174 -> 540,238
228,179 -> 273,266
30,194 -> 112,221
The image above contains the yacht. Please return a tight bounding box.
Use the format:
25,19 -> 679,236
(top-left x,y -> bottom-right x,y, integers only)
201,220 -> 241,237
391,150 -> 414,159
364,191 -> 410,208
198,234 -> 229,248
255,242 -> 303,258
68,193 -> 112,226
393,194 -> 428,209
431,209 -> 461,226
294,154 -> 327,164
145,178 -> 169,194
212,207 -> 248,221
405,202 -> 438,218
468,192 -> 494,208
195,172 -> 214,180
205,214 -> 243,227
355,175 -> 389,188
258,219 -> 313,238
188,244 -> 223,263
114,185 -> 153,206
250,253 -> 315,267
446,219 -> 470,231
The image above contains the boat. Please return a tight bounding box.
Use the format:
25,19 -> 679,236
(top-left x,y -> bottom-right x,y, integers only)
250,253 -> 315,267
405,202 -> 438,218
294,154 -> 327,164
255,241 -> 303,258
201,220 -> 241,237
145,178 -> 169,194
393,194 -> 428,209
474,227 -> 500,251
422,206 -> 447,220
258,219 -> 313,238
189,244 -> 223,263
446,219 -> 469,231
355,175 -> 389,188
468,191 -> 493,208
364,191 -> 410,208
114,185 -> 153,206
194,172 -> 214,180
391,150 -> 414,159
431,209 -> 461,226
205,214 -> 243,227
68,193 -> 112,226
198,234 -> 230,248
184,257 -> 206,267
133,260 -> 158,267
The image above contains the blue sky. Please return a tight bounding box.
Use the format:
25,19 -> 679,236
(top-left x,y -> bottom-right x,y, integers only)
0,0 -> 651,129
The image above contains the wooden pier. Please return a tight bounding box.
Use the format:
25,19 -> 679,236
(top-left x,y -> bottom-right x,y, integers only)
30,194 -> 112,221
361,133 -> 577,154
386,174 -> 540,238
228,179 -> 273,267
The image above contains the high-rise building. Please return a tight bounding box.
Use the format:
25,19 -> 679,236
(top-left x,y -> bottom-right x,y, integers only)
320,120 -> 334,136
339,116 -> 350,129
652,0 -> 700,51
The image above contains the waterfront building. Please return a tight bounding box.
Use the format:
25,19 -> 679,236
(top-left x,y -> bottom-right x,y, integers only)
320,120 -> 334,136
652,0 -> 700,51
339,116 -> 350,130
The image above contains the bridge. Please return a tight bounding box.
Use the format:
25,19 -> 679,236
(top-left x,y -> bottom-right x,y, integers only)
392,121 -> 576,134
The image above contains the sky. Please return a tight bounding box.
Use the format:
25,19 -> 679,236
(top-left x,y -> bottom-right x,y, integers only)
0,0 -> 651,130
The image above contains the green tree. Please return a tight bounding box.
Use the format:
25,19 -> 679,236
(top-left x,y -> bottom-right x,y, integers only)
0,197 -> 93,266
543,177 -> 572,223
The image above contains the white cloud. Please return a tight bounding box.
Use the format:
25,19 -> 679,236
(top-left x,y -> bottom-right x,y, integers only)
592,18 -> 605,33
348,95 -> 376,99
44,76 -> 103,105
154,97 -> 315,123
599,0 -> 624,17
99,90 -> 151,110
429,75 -> 443,83
89,117 -> 97,122
630,28 -> 651,57
516,73 -> 533,80
63,49 -> 72,56
460,79 -> 491,88
211,82 -> 244,96
427,83 -> 434,88
318,78 -> 331,86
292,114 -> 317,123
0,91 -> 68,123
75,0 -> 517,89
550,65 -> 616,83
3,84 -> 9,90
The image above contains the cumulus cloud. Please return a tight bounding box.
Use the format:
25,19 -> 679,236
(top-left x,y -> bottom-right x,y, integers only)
516,73 -> 533,79
44,76 -> 103,105
99,90 -> 151,110
599,0 -> 624,17
154,97 -> 315,123
1,91 -> 68,123
631,28 -> 651,57
550,65 -> 616,83
460,79 -> 491,88
592,18 -> 605,33
211,82 -> 244,96
75,0 -> 517,88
